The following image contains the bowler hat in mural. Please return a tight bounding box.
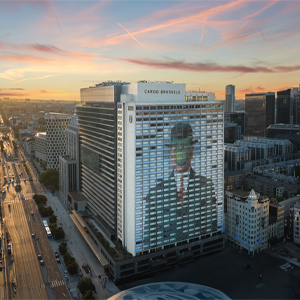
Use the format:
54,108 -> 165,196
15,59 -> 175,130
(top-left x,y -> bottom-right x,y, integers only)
165,122 -> 198,147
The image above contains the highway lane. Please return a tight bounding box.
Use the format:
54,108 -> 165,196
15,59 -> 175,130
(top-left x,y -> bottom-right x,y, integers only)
2,192 -> 48,299
1,132 -> 70,299
25,199 -> 70,300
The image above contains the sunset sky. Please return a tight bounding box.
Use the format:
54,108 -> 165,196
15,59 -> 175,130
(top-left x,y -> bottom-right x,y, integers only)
1,0 -> 300,100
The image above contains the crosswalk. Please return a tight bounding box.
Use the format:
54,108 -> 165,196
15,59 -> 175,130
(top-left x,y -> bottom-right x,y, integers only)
51,280 -> 66,288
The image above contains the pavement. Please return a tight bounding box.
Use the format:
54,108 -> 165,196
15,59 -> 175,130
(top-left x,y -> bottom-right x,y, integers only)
43,191 -> 120,299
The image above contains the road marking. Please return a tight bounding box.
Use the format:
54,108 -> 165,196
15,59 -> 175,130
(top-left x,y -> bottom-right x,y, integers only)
51,280 -> 66,287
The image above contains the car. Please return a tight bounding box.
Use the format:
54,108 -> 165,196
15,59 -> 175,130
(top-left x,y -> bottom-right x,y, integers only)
56,258 -> 60,263
24,179 -> 26,183
31,211 -> 34,216
40,260 -> 44,266
31,233 -> 35,238
38,255 -> 42,260
55,253 -> 59,258
7,185 -> 9,188
8,203 -> 10,208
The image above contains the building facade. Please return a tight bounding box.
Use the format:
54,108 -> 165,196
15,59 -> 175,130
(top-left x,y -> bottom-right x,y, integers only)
59,116 -> 80,209
35,132 -> 47,163
225,189 -> 269,255
225,85 -> 235,113
45,113 -> 71,170
117,81 -> 224,256
277,89 -> 293,125
77,82 -> 125,240
245,93 -> 275,137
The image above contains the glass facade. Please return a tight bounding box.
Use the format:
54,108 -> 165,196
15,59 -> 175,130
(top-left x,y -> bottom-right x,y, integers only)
77,102 -> 117,237
245,93 -> 275,137
277,89 -> 292,124
120,103 -> 224,254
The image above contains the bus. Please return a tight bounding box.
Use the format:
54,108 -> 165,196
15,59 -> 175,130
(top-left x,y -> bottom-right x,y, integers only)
45,227 -> 52,239
43,220 -> 48,228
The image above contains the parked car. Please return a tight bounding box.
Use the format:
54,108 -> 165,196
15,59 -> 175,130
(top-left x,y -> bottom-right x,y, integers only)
56,258 -> 60,263
40,260 -> 44,266
32,233 -> 35,238
38,255 -> 42,260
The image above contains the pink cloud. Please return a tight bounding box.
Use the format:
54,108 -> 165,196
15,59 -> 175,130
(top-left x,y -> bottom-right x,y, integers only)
0,93 -> 29,97
113,57 -> 300,74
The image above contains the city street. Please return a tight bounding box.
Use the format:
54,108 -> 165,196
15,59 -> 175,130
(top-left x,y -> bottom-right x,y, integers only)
1,132 -> 70,299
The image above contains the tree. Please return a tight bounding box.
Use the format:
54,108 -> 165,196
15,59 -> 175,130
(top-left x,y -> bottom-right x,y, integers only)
67,261 -> 78,275
39,169 -> 59,191
83,290 -> 95,300
33,194 -> 47,206
53,227 -> 65,240
77,278 -> 96,295
49,214 -> 57,224
59,242 -> 67,255
276,196 -> 284,202
63,252 -> 75,266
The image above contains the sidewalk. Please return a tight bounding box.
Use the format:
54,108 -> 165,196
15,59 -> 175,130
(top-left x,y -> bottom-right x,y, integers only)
45,191 -> 120,299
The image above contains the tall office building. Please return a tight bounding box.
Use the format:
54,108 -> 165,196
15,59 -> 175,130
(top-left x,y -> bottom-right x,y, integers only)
245,92 -> 275,137
59,116 -> 80,209
225,85 -> 235,113
77,81 -> 127,239
292,86 -> 300,125
77,81 -> 224,258
277,89 -> 293,124
45,113 -> 72,170
117,81 -> 224,256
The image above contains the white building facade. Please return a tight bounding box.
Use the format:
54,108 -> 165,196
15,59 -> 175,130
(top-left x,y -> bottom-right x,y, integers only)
293,202 -> 300,244
45,113 -> 71,170
35,132 -> 47,163
117,81 -> 224,256
225,189 -> 269,255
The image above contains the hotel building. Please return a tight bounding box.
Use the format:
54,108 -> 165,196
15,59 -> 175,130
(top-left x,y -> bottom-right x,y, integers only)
74,81 -> 225,279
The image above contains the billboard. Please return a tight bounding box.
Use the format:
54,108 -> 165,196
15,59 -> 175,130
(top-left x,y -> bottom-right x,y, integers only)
134,104 -> 223,252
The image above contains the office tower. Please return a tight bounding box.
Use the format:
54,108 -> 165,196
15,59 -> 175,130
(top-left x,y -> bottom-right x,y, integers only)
45,113 -> 72,170
225,85 -> 235,112
77,81 -> 224,259
277,89 -> 293,124
224,112 -> 245,137
77,81 -> 127,239
292,86 -> 300,125
117,81 -> 224,256
245,92 -> 275,137
59,116 -> 80,209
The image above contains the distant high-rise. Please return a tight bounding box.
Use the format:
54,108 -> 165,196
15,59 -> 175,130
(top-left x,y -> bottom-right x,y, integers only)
225,85 -> 235,112
277,89 -> 293,124
292,86 -> 300,125
245,93 -> 275,137
45,113 -> 71,170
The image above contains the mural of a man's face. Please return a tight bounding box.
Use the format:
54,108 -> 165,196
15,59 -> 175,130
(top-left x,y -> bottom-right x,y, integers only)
166,122 -> 197,174
170,141 -> 194,174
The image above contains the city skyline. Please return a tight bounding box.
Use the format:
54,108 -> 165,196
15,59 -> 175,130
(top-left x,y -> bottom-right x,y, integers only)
1,0 -> 300,100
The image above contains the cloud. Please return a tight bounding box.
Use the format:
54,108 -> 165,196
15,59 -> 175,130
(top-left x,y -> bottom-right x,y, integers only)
0,88 -> 24,91
114,57 -> 300,74
0,93 -> 29,97
0,41 -> 96,59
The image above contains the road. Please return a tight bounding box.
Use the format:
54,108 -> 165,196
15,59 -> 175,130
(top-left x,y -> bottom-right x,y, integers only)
1,131 -> 70,299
